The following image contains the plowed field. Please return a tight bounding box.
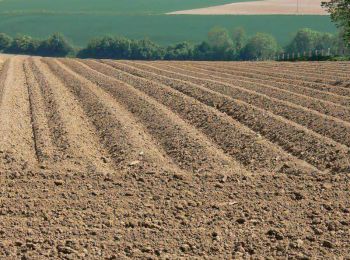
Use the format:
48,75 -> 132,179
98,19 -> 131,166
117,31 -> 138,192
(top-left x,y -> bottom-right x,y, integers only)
0,55 -> 349,258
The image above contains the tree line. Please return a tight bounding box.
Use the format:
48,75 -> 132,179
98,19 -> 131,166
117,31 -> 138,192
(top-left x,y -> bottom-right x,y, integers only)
0,28 -> 348,60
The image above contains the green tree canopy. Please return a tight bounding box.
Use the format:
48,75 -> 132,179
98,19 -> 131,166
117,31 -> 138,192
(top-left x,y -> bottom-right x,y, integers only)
232,27 -> 247,54
130,38 -> 164,60
0,33 -> 12,51
7,35 -> 39,54
207,27 -> 233,60
164,42 -> 194,60
37,33 -> 73,57
322,0 -> 350,45
240,33 -> 278,60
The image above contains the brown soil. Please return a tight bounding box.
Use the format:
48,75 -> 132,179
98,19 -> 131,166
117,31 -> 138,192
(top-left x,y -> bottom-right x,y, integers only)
168,0 -> 328,15
0,55 -> 349,258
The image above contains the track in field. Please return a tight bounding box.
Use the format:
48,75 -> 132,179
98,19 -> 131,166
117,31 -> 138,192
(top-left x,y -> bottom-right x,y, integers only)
0,55 -> 349,258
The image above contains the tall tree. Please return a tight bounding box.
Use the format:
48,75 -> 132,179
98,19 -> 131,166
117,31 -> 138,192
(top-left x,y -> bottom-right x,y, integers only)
240,33 -> 278,60
232,27 -> 247,54
207,27 -> 233,60
322,0 -> 350,45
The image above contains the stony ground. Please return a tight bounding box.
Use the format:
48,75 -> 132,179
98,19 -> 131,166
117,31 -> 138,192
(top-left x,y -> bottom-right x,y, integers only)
0,55 -> 349,258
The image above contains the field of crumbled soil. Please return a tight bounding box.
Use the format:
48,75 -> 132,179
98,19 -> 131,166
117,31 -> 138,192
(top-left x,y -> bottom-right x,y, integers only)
0,55 -> 349,258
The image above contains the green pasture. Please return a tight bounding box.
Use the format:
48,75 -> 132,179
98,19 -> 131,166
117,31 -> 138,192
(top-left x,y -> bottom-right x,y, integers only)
0,0 -> 336,47
0,0 -> 249,14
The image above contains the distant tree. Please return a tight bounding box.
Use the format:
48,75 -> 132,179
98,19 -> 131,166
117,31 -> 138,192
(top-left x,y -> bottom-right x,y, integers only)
130,38 -> 164,60
322,0 -> 350,45
193,41 -> 214,60
164,42 -> 194,60
0,33 -> 12,52
77,36 -> 131,59
232,27 -> 247,54
207,27 -> 233,60
285,28 -> 320,53
240,33 -> 278,60
37,33 -> 73,57
285,28 -> 340,56
315,32 -> 336,51
7,35 -> 40,54
332,30 -> 350,55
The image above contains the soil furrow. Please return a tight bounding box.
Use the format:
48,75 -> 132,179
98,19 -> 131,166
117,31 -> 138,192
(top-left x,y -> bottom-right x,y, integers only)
164,62 -> 350,107
45,58 -> 241,177
188,61 -> 350,97
205,61 -> 343,85
30,58 -> 115,172
23,59 -> 55,163
149,62 -> 350,122
84,60 -> 322,174
0,59 -> 10,108
0,57 -> 38,169
234,62 -> 350,84
123,61 -> 350,147
54,58 -> 247,176
97,60 -> 350,173
250,62 -> 350,79
79,59 -> 322,175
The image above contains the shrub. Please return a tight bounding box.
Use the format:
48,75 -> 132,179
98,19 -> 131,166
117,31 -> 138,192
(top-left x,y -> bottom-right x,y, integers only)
240,33 -> 278,60
0,33 -> 12,51
37,33 -> 73,57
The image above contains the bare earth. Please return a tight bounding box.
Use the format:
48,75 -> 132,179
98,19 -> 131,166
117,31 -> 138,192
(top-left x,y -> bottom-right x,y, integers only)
168,0 -> 328,15
0,55 -> 350,258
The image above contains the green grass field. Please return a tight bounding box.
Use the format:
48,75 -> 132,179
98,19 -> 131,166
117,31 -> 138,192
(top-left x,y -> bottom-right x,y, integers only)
0,0 -> 336,47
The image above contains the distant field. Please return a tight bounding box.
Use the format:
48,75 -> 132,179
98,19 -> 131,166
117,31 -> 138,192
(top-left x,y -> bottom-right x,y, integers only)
0,0 -> 247,14
170,0 -> 327,15
0,0 -> 336,47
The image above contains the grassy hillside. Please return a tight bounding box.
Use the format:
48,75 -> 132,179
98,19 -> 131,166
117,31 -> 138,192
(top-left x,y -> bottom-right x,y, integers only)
0,0 -> 335,47
0,0 -> 245,14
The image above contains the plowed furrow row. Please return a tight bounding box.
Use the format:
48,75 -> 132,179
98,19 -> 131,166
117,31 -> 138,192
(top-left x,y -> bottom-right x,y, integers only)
30,58 -> 114,172
188,62 -> 350,97
235,62 -> 350,83
0,59 -> 10,108
164,62 -> 350,107
157,62 -> 350,121
46,58 -> 240,176
98,60 -> 350,173
258,61 -> 350,74
40,59 -> 188,175
155,62 -> 350,121
221,62 -> 350,89
23,59 -> 55,163
77,59 -> 317,175
110,61 -> 350,148
205,62 -> 343,85
250,62 -> 350,79
0,57 -> 37,169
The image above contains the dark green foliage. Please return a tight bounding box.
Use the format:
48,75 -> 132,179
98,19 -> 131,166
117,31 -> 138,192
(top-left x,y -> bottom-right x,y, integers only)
0,33 -> 12,51
77,36 -> 132,59
37,33 -> 73,57
6,35 -> 40,54
192,41 -> 214,60
164,42 -> 194,60
285,28 -> 336,53
207,27 -> 234,60
130,38 -> 164,60
78,36 -> 163,60
232,27 -> 247,54
240,33 -> 278,60
322,0 -> 350,45
0,26 -> 347,60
